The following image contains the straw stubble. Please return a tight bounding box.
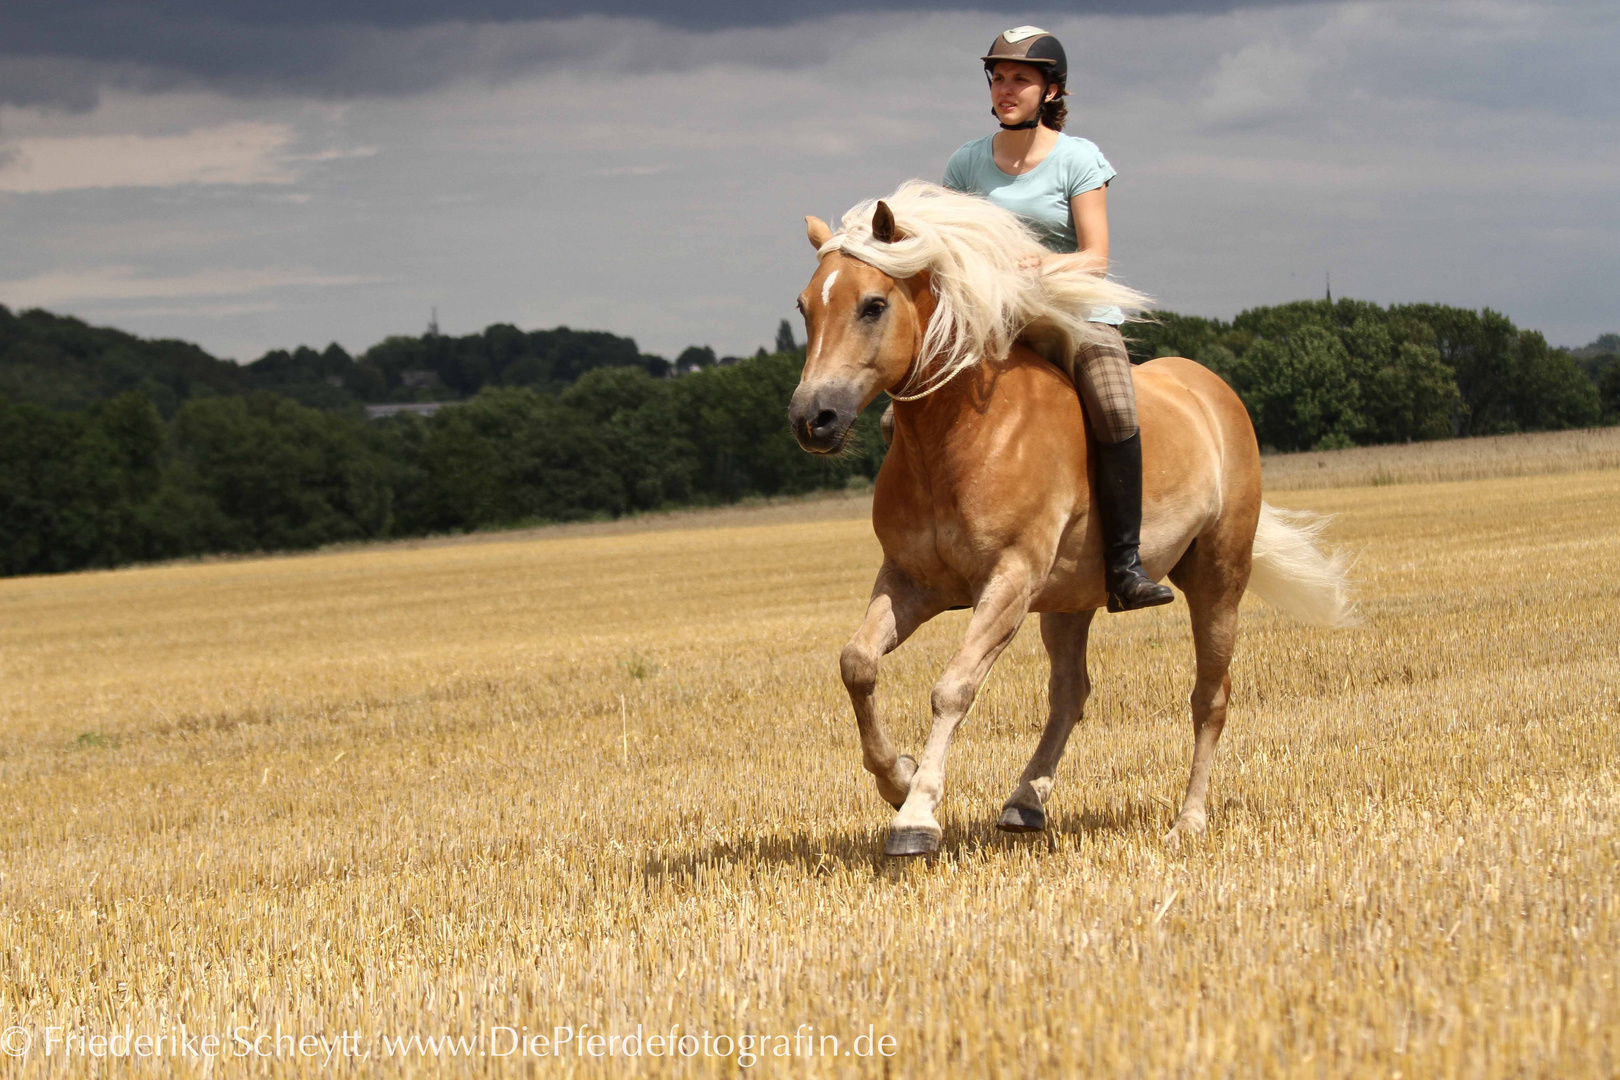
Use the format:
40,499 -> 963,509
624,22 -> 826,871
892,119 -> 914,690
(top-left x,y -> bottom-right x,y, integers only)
1,435 -> 1616,1077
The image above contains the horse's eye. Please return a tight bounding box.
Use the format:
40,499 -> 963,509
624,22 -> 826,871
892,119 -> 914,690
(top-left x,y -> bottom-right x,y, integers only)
859,298 -> 887,321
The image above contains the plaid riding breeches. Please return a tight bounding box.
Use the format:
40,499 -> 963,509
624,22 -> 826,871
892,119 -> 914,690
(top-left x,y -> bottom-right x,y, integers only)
1059,325 -> 1139,445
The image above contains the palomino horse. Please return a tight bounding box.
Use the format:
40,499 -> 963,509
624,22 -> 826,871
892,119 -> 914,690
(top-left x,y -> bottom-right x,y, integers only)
789,182 -> 1352,857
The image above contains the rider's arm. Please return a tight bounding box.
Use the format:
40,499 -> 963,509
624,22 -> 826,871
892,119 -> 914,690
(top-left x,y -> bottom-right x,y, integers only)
1069,186 -> 1109,274
1042,187 -> 1109,276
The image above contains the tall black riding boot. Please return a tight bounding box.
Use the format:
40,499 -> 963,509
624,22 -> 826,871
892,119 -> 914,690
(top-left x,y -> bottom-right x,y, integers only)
1094,432 -> 1175,613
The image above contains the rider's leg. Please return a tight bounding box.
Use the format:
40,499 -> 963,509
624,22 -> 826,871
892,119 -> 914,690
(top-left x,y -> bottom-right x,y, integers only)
1068,325 -> 1175,613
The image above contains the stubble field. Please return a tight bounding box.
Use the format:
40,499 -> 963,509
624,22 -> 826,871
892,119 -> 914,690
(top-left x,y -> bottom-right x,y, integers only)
1,429 -> 1617,1077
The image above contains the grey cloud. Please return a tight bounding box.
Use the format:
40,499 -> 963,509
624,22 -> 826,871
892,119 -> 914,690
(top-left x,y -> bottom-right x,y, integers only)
1,0 -> 1327,108
3,4 -> 1615,359
0,55 -> 182,112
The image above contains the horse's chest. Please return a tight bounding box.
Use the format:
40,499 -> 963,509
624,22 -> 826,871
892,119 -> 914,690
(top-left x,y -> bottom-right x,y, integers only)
875,484 -> 1039,598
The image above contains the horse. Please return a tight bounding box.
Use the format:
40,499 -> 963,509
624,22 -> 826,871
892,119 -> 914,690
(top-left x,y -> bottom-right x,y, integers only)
788,181 -> 1353,857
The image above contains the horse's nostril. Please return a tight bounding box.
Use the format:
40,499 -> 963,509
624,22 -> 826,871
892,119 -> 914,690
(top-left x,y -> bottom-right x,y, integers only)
813,409 -> 839,432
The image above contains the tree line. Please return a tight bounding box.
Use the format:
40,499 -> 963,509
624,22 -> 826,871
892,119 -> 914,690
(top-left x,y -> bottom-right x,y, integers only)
0,300 -> 1615,578
0,354 -> 886,577
0,304 -> 734,417
1126,300 -> 1614,451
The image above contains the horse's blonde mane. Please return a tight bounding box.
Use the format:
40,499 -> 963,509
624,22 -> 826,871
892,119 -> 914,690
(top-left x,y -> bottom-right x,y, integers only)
819,180 -> 1152,400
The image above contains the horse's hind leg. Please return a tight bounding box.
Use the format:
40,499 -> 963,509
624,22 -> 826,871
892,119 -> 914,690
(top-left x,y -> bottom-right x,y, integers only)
998,610 -> 1096,833
841,563 -> 942,809
888,567 -> 1031,856
1165,530 -> 1252,846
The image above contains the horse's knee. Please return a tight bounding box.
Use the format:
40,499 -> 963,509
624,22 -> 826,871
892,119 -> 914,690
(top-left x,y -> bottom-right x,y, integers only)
840,641 -> 879,697
930,672 -> 975,720
1189,672 -> 1230,713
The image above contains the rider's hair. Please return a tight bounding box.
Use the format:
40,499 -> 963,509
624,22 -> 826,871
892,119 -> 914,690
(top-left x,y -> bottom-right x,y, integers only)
1040,79 -> 1068,132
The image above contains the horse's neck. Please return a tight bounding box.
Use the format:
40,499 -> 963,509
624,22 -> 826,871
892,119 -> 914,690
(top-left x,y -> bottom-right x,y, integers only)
887,348 -> 1087,492
888,365 -> 1005,476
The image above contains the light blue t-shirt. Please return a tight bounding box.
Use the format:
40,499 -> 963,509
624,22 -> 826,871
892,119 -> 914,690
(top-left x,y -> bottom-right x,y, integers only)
942,132 -> 1123,324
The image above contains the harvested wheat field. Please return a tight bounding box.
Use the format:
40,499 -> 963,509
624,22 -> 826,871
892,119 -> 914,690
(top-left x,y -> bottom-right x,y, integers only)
2,430 -> 1617,1078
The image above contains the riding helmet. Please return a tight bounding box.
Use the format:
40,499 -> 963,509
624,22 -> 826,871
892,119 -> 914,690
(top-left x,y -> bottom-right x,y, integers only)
980,26 -> 1068,84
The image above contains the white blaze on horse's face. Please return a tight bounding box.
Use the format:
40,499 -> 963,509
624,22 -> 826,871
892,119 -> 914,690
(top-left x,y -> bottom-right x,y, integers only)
821,269 -> 840,311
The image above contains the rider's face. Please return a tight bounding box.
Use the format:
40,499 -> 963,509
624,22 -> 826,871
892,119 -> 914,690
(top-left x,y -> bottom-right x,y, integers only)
988,62 -> 1051,126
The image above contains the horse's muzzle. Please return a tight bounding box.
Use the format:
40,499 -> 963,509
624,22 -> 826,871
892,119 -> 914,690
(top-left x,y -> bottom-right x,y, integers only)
788,380 -> 863,454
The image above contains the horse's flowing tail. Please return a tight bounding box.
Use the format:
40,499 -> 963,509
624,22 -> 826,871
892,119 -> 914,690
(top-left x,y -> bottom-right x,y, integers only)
1246,503 -> 1357,628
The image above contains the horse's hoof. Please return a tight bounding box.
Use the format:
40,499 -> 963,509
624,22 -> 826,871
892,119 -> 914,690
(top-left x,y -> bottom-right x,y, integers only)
1164,810 -> 1207,849
884,825 -> 941,858
997,803 -> 1046,833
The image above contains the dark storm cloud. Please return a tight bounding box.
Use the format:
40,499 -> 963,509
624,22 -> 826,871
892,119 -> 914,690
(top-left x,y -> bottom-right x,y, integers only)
5,3 -> 1614,356
0,0 -> 1323,107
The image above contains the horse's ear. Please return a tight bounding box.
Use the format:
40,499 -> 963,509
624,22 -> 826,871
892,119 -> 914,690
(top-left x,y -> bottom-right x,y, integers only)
872,201 -> 899,243
805,215 -> 831,251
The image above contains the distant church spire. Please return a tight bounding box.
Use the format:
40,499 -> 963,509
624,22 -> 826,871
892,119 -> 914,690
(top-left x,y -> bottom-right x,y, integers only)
427,307 -> 440,336
1325,273 -> 1332,304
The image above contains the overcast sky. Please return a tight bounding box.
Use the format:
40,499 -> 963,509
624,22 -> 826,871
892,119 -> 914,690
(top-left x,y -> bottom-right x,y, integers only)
0,0 -> 1614,361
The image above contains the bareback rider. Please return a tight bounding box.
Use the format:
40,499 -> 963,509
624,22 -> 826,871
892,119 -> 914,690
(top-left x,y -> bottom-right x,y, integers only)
941,27 -> 1174,612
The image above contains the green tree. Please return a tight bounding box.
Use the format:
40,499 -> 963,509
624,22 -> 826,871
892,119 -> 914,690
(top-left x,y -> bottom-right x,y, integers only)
161,394 -> 397,554
560,367 -> 695,509
399,387 -> 627,532
1230,324 -> 1365,450
775,319 -> 799,354
1225,303 -> 1366,450
1342,316 -> 1457,443
1599,362 -> 1620,422
0,393 -> 165,574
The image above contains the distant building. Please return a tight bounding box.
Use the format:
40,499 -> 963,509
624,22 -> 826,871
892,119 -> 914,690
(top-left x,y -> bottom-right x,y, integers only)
399,369 -> 438,389
365,402 -> 454,420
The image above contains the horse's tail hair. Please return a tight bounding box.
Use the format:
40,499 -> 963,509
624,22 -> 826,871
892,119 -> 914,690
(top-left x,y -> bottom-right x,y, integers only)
1246,503 -> 1358,628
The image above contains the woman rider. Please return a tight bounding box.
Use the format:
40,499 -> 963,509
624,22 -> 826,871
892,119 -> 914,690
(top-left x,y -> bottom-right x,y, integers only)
942,26 -> 1173,613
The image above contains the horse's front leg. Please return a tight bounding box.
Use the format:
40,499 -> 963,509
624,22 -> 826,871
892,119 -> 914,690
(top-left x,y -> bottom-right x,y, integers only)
840,564 -> 941,809
888,566 -> 1031,856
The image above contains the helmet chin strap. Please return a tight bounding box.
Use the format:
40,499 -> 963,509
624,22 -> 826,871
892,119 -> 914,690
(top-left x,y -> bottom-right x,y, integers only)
998,114 -> 1042,131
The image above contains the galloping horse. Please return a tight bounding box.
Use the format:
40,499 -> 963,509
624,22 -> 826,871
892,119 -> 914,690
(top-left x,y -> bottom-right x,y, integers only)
789,181 -> 1352,857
